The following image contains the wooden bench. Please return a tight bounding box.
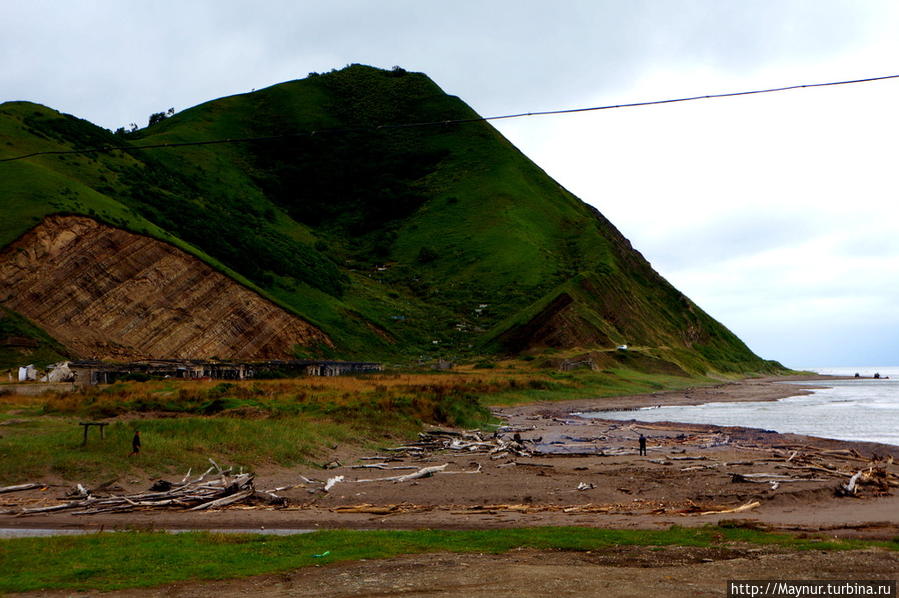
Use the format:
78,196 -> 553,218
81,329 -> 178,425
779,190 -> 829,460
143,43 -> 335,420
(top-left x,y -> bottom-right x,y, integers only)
79,422 -> 109,446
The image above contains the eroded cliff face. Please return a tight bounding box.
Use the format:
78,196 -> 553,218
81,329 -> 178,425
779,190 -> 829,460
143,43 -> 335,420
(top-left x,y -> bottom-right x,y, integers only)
0,216 -> 332,360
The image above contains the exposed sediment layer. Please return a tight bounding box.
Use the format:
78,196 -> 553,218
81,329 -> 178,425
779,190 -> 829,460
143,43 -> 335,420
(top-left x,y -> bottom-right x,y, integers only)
0,215 -> 331,360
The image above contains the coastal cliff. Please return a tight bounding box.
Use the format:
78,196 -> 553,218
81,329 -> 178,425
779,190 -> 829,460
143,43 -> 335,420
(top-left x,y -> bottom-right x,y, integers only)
0,215 -> 330,360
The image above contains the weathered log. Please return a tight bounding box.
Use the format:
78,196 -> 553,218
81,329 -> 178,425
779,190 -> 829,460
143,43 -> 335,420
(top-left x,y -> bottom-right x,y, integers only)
21,499 -> 96,514
355,464 -> 448,483
680,464 -> 717,472
349,463 -> 418,470
394,464 -> 449,482
698,500 -> 761,515
732,472 -> 826,484
188,488 -> 254,511
424,428 -> 463,437
437,463 -> 482,475
838,470 -> 864,496
0,483 -> 45,494
331,503 -> 429,515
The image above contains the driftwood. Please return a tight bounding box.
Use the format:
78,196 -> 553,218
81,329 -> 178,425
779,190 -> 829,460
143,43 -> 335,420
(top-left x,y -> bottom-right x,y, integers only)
0,483 -> 46,494
14,462 -> 267,516
698,500 -> 761,515
681,464 -> 718,472
451,503 -> 618,515
189,487 -> 254,511
355,464 -> 449,483
331,503 -> 433,515
731,444 -> 899,499
838,471 -> 863,496
731,473 -> 827,484
439,463 -> 483,475
361,430 -> 536,462
835,466 -> 894,496
350,463 -> 418,470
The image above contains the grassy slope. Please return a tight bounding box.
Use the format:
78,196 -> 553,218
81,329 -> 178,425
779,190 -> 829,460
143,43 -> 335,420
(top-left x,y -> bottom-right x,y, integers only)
0,307 -> 69,369
0,65 -> 777,372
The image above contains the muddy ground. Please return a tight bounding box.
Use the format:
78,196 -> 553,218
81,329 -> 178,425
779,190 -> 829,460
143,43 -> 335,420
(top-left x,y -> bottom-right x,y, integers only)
5,376 -> 899,596
20,548 -> 899,598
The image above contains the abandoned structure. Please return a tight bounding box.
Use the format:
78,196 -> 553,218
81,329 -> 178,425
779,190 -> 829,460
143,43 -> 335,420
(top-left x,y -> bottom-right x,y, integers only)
64,359 -> 383,386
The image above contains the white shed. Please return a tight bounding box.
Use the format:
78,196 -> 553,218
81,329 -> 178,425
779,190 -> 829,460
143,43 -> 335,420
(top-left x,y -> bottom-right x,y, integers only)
17,364 -> 37,382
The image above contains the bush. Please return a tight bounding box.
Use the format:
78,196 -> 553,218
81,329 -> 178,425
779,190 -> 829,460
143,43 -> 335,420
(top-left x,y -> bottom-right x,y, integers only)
416,246 -> 439,264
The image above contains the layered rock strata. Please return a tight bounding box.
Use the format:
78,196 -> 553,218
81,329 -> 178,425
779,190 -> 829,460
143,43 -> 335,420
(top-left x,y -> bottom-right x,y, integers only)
0,215 -> 331,360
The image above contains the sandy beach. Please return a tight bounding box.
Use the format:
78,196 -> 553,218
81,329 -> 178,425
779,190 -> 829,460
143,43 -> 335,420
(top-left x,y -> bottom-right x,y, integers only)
3,376 -> 896,535
5,376 -> 898,597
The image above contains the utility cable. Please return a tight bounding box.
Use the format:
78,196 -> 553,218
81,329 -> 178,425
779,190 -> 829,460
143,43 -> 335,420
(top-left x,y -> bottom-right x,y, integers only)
2,73 -> 898,163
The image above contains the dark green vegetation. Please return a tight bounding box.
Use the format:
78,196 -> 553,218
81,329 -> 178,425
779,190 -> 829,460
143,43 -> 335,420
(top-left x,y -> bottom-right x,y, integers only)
1,526 -> 895,592
0,368 -> 703,483
0,307 -> 69,369
0,64 -> 781,372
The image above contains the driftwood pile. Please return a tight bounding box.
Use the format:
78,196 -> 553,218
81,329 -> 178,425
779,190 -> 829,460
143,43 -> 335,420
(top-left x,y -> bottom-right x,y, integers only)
631,423 -> 898,498
720,444 -> 897,497
375,429 -> 535,460
5,459 -> 285,517
328,499 -> 761,517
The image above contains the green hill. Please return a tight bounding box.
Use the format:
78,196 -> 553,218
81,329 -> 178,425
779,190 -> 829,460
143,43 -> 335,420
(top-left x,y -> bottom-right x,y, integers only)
0,64 -> 781,374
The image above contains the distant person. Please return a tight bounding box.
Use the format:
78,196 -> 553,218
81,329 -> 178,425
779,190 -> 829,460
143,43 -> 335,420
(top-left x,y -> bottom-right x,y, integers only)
638,434 -> 647,456
129,430 -> 141,456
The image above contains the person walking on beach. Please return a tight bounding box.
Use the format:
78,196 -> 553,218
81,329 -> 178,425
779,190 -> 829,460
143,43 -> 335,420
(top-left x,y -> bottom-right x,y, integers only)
129,430 -> 141,456
638,433 -> 647,456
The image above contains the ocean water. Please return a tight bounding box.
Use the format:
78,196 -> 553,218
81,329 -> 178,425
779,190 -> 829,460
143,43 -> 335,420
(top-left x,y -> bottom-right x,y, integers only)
582,366 -> 899,447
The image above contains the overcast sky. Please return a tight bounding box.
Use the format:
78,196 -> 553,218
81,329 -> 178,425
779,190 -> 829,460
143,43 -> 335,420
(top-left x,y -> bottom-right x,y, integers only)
3,1 -> 897,369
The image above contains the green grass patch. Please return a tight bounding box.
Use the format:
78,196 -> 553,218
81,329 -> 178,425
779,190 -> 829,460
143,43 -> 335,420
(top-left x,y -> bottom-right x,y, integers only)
0,373 -> 502,483
480,368 -> 708,407
0,411 -> 399,483
1,526 -> 895,593
0,306 -> 70,369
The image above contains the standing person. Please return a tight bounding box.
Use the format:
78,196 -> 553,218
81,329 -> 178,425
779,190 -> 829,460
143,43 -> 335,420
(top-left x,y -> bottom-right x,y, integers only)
129,430 -> 141,456
638,433 -> 647,456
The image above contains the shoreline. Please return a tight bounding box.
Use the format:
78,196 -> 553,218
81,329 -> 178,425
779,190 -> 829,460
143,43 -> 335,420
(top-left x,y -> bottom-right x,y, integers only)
1,376 -> 897,538
554,375 -> 839,414
568,375 -> 897,448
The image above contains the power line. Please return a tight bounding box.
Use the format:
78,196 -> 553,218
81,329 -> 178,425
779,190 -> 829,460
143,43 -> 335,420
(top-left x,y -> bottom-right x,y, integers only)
2,73 -> 898,164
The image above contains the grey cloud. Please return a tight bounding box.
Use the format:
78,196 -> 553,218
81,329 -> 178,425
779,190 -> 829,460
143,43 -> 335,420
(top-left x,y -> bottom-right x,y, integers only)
0,1 -> 884,129
631,208 -> 821,271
